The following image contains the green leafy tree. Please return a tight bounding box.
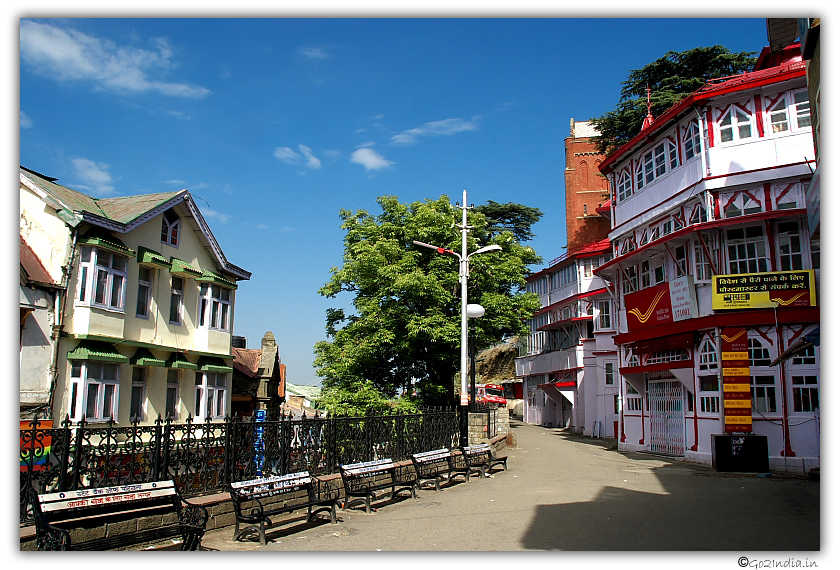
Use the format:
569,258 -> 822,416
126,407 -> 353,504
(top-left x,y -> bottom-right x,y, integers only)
314,381 -> 421,416
474,201 -> 543,242
591,45 -> 758,155
314,195 -> 542,409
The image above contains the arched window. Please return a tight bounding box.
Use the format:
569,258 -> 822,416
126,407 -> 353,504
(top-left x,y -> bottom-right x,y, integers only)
161,209 -> 180,247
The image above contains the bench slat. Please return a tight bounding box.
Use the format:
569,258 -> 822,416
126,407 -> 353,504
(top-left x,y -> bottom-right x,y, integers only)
38,481 -> 175,504
40,487 -> 176,512
231,472 -> 310,490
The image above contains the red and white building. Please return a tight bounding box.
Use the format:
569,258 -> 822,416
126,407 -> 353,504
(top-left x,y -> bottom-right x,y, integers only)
595,44 -> 819,474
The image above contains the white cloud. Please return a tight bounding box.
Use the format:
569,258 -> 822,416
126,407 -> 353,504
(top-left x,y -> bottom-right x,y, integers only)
165,179 -> 187,185
274,144 -> 322,169
350,148 -> 393,171
20,111 -> 33,128
19,20 -> 210,99
298,145 -> 322,169
391,116 -> 480,144
70,158 -> 115,196
201,208 -> 231,223
298,46 -> 329,60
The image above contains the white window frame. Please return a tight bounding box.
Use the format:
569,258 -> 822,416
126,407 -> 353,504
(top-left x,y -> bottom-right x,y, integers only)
682,120 -> 701,161
136,266 -> 153,319
698,374 -> 720,414
777,221 -> 804,271
130,367 -> 148,422
194,371 -> 228,420
727,226 -> 768,274
791,375 -> 819,413
69,361 -> 121,423
165,369 -> 181,421
766,89 -> 811,135
718,101 -> 754,144
698,339 -> 718,371
199,283 -> 233,332
604,362 -> 615,385
169,276 -> 184,325
617,168 -> 633,202
76,246 -> 128,312
751,375 -> 777,414
596,299 -> 612,330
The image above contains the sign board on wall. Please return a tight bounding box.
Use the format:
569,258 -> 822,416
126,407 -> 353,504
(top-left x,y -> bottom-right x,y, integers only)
624,276 -> 698,332
720,327 -> 752,433
712,270 -> 816,310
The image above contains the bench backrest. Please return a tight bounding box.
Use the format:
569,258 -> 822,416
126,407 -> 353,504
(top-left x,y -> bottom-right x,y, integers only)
36,481 -> 179,523
230,472 -> 312,497
412,449 -> 451,463
462,443 -> 492,455
341,459 -> 395,476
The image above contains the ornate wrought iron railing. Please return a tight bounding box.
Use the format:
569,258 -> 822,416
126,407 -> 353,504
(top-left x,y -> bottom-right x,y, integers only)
20,407 -> 459,525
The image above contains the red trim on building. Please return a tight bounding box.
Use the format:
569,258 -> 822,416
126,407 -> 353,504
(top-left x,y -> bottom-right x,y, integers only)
619,359 -> 694,375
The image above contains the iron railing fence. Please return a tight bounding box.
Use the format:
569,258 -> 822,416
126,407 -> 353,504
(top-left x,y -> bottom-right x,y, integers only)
20,407 -> 460,525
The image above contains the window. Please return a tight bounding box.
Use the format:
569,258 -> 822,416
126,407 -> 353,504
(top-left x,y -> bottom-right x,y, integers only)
161,209 -> 180,247
682,121 -> 701,161
623,265 -> 638,294
792,376 -> 819,412
748,338 -> 772,367
581,257 -> 597,278
70,361 -> 120,423
169,276 -> 184,325
698,339 -> 718,371
597,300 -> 612,330
810,239 -> 819,269
617,169 -> 633,202
625,382 -> 642,411
165,369 -> 181,421
724,192 -> 763,218
136,266 -> 153,318
77,246 -> 128,311
777,222 -> 803,271
674,245 -> 688,277
768,90 -> 811,133
694,245 -> 712,281
719,103 -> 753,143
751,375 -> 777,413
791,344 -> 816,366
199,284 -> 233,331
195,372 -> 228,420
727,227 -> 767,274
699,373 -> 720,413
768,95 -> 790,133
794,91 -> 811,128
130,367 -> 147,422
605,362 -> 615,385
641,259 -> 651,289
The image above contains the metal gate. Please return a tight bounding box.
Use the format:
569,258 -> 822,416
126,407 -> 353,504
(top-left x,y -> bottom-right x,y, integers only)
648,379 -> 685,456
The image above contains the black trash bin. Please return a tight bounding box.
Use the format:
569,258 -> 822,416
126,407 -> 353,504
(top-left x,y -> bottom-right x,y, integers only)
712,434 -> 769,472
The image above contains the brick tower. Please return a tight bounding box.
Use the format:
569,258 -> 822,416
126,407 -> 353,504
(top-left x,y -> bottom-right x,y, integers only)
564,119 -> 611,251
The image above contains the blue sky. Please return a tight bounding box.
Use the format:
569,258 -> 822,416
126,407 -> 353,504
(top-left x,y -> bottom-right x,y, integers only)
19,16 -> 773,387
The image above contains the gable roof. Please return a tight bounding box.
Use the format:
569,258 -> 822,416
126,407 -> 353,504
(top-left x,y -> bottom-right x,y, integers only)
20,166 -> 250,281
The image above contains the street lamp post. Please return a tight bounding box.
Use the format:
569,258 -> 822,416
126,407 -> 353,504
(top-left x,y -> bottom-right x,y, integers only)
412,190 -> 501,439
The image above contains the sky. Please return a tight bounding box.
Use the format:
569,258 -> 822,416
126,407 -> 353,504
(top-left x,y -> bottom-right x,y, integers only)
18,14 -> 775,388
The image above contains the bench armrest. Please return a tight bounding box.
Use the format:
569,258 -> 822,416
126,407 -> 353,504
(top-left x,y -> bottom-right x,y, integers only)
179,497 -> 209,529
313,478 -> 341,501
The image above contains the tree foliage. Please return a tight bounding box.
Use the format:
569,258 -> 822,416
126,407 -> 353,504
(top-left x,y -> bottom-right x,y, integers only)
314,195 -> 542,410
590,45 -> 758,155
314,381 -> 421,416
474,200 -> 543,242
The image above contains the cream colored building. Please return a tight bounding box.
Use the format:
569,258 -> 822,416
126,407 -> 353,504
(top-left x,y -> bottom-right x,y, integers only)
20,166 -> 251,426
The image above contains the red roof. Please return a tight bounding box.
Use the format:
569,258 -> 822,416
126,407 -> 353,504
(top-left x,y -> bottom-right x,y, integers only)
528,238 -> 611,282
20,236 -> 59,287
232,346 -> 261,378
600,58 -> 807,173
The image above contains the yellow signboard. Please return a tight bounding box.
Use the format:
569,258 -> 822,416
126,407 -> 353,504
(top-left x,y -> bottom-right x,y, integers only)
723,367 -> 750,376
713,270 -> 816,310
722,352 -> 749,360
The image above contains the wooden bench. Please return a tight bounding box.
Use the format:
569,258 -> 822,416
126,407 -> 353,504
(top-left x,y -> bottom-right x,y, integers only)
29,480 -> 208,551
228,471 -> 339,545
459,442 -> 509,478
339,458 -> 416,514
410,448 -> 470,490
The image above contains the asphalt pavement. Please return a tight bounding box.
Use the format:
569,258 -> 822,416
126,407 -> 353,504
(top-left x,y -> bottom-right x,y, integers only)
198,420 -> 820,554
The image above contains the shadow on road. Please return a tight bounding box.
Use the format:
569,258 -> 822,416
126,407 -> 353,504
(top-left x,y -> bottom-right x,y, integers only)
519,461 -> 819,551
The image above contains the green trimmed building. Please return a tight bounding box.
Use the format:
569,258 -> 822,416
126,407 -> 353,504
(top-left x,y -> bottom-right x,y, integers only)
20,166 -> 251,426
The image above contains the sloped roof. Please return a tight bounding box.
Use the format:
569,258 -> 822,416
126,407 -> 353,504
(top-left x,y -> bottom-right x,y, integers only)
20,236 -> 60,287
20,166 -> 250,281
232,347 -> 262,378
285,383 -> 322,400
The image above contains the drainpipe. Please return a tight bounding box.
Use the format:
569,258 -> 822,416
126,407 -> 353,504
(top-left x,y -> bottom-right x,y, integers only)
46,226 -> 79,419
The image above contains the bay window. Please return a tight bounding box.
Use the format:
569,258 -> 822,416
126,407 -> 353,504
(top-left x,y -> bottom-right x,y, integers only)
199,284 -> 233,331
727,227 -> 768,274
77,246 -> 128,311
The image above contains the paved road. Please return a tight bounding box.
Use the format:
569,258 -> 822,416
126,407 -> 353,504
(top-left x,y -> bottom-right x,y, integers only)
200,420 -> 819,553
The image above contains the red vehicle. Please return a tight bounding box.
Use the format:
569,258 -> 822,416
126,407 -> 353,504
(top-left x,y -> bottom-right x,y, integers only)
475,384 -> 507,406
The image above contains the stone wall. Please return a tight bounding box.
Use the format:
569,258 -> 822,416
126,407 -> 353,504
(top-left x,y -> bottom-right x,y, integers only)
467,407 -> 509,444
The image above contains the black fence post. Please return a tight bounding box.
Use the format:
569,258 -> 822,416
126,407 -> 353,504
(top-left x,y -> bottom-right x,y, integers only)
365,409 -> 374,461
459,405 -> 469,447
70,417 -> 86,491
57,416 -> 72,492
223,415 -> 233,486
152,415 -> 163,482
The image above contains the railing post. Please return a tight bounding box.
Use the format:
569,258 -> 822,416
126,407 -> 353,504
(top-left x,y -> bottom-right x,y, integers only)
70,417 -> 86,491
161,416 -> 172,481
365,409 -> 374,461
152,414 -> 163,482
58,415 -> 72,492
224,415 -> 233,486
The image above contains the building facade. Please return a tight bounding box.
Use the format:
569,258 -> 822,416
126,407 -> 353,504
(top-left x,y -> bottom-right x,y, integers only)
515,120 -> 617,436
20,166 -> 251,427
595,44 -> 819,473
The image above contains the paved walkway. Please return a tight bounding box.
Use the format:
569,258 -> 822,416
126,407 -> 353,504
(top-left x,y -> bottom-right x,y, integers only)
199,420 -> 819,552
